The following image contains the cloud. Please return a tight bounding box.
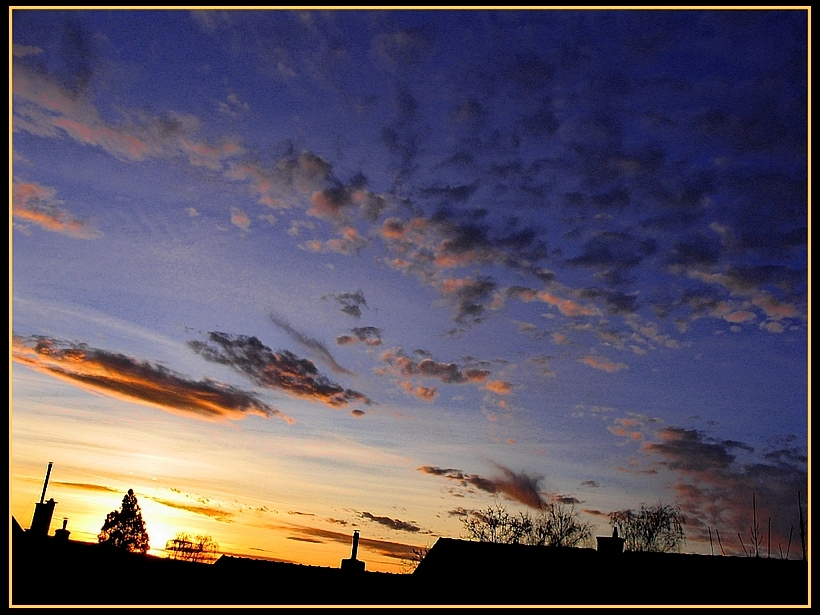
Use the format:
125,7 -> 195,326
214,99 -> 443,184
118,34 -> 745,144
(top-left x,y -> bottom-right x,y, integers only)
565,230 -> 658,283
148,496 -> 233,521
381,348 -> 490,384
485,380 -> 512,395
13,55 -> 244,171
277,523 -> 419,561
302,227 -> 368,255
438,276 -> 498,324
188,331 -> 369,407
641,427 -> 807,554
51,481 -> 120,494
372,28 -> 435,68
579,355 -> 629,373
308,187 -> 388,224
12,181 -> 100,239
359,512 -> 424,533
230,207 -> 251,231
336,327 -> 383,347
12,334 -> 289,422
13,43 -> 43,57
399,381 -> 438,401
418,464 -> 547,509
323,290 -> 368,318
269,312 -> 352,375
536,291 -> 599,318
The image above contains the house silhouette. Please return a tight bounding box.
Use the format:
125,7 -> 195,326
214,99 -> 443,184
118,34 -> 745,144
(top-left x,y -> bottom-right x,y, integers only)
12,524 -> 808,606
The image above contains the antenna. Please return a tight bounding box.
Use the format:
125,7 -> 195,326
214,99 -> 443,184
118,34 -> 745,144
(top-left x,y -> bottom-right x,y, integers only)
40,462 -> 53,504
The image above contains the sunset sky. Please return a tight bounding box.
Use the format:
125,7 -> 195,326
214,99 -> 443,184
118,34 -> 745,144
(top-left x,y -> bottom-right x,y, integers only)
11,9 -> 808,572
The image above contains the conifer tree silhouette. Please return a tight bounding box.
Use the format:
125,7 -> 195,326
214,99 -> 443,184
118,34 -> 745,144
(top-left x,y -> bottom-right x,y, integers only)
98,489 -> 150,553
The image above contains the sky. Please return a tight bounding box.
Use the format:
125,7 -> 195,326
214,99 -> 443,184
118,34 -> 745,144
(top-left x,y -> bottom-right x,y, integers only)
11,8 -> 809,573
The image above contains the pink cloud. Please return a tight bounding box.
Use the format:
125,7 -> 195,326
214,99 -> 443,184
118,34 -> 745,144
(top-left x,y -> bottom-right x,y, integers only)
230,207 -> 251,231
12,182 -> 100,239
537,291 -> 598,317
752,293 -> 798,320
580,356 -> 628,372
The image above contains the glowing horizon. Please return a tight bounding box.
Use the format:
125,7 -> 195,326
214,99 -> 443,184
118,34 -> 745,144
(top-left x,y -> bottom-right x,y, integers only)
11,9 -> 808,573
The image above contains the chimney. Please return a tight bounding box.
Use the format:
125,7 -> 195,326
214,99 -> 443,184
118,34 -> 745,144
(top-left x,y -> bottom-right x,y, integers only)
54,518 -> 71,542
29,463 -> 57,537
340,530 -> 366,573
596,527 -> 625,555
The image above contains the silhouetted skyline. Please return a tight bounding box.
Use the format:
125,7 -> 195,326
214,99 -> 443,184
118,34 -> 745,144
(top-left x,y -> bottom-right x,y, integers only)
11,9 -> 808,573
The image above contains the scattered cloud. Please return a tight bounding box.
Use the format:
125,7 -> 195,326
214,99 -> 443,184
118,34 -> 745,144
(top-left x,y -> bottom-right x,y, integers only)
379,348 -> 490,385
336,326 -> 383,347
188,331 -> 369,407
323,290 -> 369,318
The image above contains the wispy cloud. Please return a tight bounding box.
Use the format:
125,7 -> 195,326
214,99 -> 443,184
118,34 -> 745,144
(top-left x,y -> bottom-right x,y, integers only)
273,523 -> 418,561
148,496 -> 234,521
51,481 -> 120,494
13,334 -> 289,422
270,312 -> 352,375
359,511 -> 425,534
12,181 -> 100,239
579,355 -> 629,373
418,463 -> 547,508
188,331 -> 369,407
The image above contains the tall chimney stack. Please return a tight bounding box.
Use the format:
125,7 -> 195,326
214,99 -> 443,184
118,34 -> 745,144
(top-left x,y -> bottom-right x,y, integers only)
29,463 -> 57,537
340,530 -> 365,573
40,462 -> 53,504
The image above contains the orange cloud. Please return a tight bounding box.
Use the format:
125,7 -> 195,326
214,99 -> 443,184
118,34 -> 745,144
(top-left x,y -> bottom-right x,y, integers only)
12,335 -> 290,423
485,380 -> 512,394
580,356 -> 628,372
399,380 -> 438,401
52,116 -> 152,160
724,310 -> 756,323
537,291 -> 598,317
12,182 -> 100,239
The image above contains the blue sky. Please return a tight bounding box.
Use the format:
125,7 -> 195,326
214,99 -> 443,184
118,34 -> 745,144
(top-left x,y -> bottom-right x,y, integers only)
11,9 -> 808,571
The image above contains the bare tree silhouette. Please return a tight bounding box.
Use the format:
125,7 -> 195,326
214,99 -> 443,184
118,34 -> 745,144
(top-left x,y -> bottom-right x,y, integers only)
609,502 -> 685,553
462,502 -> 592,547
400,544 -> 430,574
165,532 -> 220,563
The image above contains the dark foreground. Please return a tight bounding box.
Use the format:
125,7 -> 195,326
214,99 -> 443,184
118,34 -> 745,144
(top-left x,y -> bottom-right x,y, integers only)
12,531 -> 809,606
